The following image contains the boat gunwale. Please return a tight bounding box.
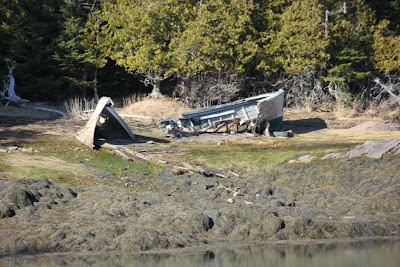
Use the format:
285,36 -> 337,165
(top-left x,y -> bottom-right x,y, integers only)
159,89 -> 284,123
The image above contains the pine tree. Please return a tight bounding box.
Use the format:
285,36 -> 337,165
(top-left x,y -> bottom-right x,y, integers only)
0,0 -> 65,101
373,20 -> 400,72
323,0 -> 375,94
53,7 -> 91,97
259,0 -> 329,73
100,0 -> 196,98
171,0 -> 258,76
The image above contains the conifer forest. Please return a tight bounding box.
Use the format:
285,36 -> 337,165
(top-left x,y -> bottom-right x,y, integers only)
1,0 -> 400,110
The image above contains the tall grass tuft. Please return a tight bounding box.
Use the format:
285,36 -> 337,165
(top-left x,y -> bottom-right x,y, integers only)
64,97 -> 95,119
122,93 -> 146,108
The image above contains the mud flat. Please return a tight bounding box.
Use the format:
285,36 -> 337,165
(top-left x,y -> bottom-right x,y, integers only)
1,153 -> 399,255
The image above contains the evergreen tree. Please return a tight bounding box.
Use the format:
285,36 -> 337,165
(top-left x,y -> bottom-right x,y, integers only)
0,0 -> 65,101
53,6 -> 91,97
365,0 -> 400,32
373,20 -> 400,72
259,0 -> 329,73
322,0 -> 375,94
171,0 -> 258,76
82,5 -> 108,101
54,1 -> 107,100
100,0 -> 196,98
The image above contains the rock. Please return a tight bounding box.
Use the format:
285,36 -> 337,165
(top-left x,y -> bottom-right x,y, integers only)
233,192 -> 240,197
272,130 -> 293,138
348,139 -> 400,159
172,166 -> 188,175
21,147 -> 33,153
321,152 -> 342,159
146,140 -> 155,144
7,146 -> 19,152
0,205 -> 16,218
350,122 -> 399,131
0,149 -> 7,153
0,156 -> 399,255
297,155 -> 316,163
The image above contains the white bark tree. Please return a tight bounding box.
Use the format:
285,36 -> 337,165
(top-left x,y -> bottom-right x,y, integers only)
1,59 -> 29,106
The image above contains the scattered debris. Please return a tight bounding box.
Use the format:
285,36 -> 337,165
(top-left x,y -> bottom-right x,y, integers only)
0,146 -> 34,153
33,107 -> 66,116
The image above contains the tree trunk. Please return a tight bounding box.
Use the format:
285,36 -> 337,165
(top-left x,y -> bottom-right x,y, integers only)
150,76 -> 162,98
180,76 -> 191,101
93,68 -> 99,103
1,60 -> 29,106
6,66 -> 17,99
325,10 -> 329,34
82,71 -> 87,98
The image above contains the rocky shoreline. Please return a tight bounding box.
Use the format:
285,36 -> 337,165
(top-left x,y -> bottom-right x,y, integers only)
1,152 -> 399,255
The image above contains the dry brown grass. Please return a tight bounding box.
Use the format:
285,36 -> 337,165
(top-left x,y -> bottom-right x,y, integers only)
64,97 -> 95,119
116,96 -> 192,119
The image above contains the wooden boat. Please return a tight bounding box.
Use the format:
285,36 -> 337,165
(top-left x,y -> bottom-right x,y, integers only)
159,89 -> 284,137
76,97 -> 135,148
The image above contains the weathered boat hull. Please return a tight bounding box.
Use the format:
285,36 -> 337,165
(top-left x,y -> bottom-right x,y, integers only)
76,97 -> 135,148
159,89 -> 284,137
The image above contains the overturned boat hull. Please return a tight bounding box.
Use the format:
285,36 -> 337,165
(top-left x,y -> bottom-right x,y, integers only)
76,97 -> 135,148
159,89 -> 284,137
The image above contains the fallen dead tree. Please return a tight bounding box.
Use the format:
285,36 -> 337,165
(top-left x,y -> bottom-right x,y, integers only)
109,144 -> 229,178
1,60 -> 29,107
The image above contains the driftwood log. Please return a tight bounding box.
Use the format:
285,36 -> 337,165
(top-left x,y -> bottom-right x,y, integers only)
1,60 -> 29,106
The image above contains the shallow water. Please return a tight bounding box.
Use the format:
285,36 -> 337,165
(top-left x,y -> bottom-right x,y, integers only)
1,239 -> 399,267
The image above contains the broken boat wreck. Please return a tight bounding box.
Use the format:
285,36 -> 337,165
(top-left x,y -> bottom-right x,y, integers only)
76,97 -> 135,148
159,89 -> 285,137
76,90 -> 285,148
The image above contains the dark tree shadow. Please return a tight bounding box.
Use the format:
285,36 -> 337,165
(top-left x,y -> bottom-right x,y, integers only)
0,129 -> 42,146
282,118 -> 327,134
0,113 -> 63,145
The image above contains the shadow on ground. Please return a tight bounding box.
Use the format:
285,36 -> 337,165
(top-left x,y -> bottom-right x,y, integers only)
0,130 -> 42,145
95,134 -> 169,147
282,118 -> 327,134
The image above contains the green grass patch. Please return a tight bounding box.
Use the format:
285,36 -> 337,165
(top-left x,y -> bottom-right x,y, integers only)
184,142 -> 355,173
29,140 -> 162,175
0,139 -> 163,187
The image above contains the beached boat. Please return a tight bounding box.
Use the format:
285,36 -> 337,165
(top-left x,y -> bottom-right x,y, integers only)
159,89 -> 284,137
